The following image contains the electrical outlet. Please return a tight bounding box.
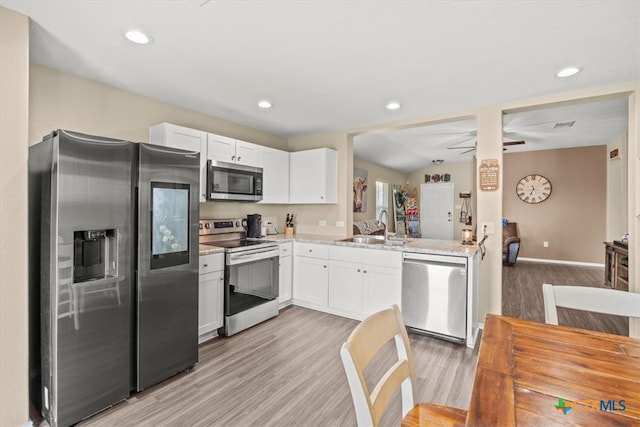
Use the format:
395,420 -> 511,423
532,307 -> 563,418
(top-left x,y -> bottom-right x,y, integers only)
319,220 -> 327,226
481,222 -> 495,235
543,241 -> 549,248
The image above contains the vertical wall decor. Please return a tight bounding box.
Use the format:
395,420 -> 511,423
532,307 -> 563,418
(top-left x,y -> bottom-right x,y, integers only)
353,168 -> 368,212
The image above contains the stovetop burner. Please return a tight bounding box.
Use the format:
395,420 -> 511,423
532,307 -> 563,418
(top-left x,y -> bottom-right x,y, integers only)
199,218 -> 278,253
202,239 -> 272,249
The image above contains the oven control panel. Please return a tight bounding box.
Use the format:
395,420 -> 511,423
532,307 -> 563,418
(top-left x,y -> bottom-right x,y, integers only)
199,218 -> 247,235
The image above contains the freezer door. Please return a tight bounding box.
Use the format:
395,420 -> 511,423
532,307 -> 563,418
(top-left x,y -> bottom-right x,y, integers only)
402,256 -> 467,341
38,130 -> 134,427
136,143 -> 199,390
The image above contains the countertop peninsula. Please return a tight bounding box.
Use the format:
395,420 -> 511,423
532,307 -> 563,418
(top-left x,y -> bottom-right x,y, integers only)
200,233 -> 478,257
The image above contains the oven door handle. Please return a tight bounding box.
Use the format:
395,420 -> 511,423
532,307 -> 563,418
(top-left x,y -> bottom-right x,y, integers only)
227,247 -> 279,265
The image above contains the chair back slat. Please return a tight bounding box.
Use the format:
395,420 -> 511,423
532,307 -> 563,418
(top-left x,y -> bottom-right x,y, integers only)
543,283 -> 640,326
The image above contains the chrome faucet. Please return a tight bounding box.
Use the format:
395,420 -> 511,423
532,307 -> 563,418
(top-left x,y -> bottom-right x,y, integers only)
378,209 -> 388,241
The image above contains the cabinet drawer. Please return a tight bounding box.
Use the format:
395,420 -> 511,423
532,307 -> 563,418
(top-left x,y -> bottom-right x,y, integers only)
329,246 -> 401,268
294,242 -> 329,259
199,253 -> 224,274
279,242 -> 293,257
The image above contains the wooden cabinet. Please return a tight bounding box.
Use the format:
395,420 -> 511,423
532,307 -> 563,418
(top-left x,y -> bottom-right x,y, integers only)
292,243 -> 329,309
604,242 -> 628,290
258,146 -> 289,204
198,253 -> 224,342
279,242 -> 293,307
289,148 -> 337,204
207,133 -> 259,167
148,123 -> 208,202
327,246 -> 401,319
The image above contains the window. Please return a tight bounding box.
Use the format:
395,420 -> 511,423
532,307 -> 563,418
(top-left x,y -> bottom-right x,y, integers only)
375,181 -> 389,224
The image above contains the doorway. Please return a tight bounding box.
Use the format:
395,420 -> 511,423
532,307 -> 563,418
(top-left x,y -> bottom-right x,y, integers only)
500,96 -> 629,329
420,183 -> 454,239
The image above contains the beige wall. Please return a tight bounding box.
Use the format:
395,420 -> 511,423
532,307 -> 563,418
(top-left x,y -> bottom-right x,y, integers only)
352,157 -> 406,232
30,64 -> 292,224
29,64 -> 288,150
407,161 -> 474,240
503,146 -> 606,263
607,133 -> 628,241
0,7 -> 30,426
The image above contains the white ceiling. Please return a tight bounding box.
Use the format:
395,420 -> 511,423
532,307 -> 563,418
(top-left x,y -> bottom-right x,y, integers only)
2,1 -> 638,150
354,97 -> 629,173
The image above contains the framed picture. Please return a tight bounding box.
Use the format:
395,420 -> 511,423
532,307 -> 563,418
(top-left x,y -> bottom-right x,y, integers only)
353,168 -> 368,212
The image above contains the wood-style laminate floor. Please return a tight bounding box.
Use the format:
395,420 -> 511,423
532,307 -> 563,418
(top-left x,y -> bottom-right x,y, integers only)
68,306 -> 479,427
502,260 -> 629,336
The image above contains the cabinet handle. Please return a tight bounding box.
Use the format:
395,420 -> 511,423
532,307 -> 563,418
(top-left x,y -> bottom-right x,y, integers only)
237,156 -> 241,161
309,249 -> 312,253
363,270 -> 367,273
231,155 -> 236,161
357,269 -> 361,272
320,196 -> 324,200
220,277 -> 224,281
323,265 -> 327,268
203,264 -> 208,267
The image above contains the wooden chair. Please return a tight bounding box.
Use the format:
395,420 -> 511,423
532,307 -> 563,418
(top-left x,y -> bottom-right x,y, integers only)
340,305 -> 467,427
542,283 -> 640,325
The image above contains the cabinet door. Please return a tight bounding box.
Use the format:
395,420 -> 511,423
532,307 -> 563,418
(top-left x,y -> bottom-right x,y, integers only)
207,133 -> 236,163
235,140 -> 260,167
149,123 -> 208,202
328,260 -> 363,315
289,149 -> 325,203
279,255 -> 292,303
290,148 -> 337,204
259,146 -> 289,204
293,256 -> 328,307
363,264 -> 401,316
198,269 -> 224,337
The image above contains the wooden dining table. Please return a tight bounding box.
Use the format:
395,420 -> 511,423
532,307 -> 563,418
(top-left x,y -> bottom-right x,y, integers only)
465,314 -> 640,426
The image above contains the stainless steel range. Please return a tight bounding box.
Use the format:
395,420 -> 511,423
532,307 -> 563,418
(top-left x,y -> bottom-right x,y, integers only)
199,218 -> 279,336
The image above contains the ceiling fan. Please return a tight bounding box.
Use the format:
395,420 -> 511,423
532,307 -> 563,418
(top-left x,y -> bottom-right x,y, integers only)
447,140 -> 525,154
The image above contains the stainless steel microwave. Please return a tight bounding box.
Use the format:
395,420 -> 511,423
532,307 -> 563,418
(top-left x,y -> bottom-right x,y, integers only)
207,160 -> 263,202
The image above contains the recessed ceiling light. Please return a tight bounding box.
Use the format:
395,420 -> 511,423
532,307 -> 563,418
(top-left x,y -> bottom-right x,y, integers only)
432,159 -> 444,165
258,100 -> 272,109
555,67 -> 581,78
385,101 -> 401,110
125,30 -> 151,45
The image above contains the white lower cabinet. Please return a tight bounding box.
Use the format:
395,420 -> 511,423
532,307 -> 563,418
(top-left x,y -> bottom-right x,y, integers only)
362,264 -> 402,316
292,243 -> 329,309
328,260 -> 363,315
198,253 -> 224,343
279,242 -> 293,307
327,246 -> 401,319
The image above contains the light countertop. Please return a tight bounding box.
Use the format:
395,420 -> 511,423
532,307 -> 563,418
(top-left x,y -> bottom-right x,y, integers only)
199,234 -> 478,257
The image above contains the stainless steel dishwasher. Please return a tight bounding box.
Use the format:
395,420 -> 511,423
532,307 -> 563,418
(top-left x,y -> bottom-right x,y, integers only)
401,252 -> 467,343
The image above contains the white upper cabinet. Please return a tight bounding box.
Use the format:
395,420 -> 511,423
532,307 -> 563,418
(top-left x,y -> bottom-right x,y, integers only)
207,133 -> 259,167
289,148 -> 337,204
148,123 -> 208,202
258,146 -> 289,204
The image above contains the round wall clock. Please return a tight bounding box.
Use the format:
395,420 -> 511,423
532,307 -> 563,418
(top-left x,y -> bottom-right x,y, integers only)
516,174 -> 552,204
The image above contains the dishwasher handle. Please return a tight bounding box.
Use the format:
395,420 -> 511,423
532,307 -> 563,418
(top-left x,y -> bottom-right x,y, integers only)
402,252 -> 467,266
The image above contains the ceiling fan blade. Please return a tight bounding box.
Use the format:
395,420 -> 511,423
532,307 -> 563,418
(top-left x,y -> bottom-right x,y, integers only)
460,148 -> 476,155
447,145 -> 476,150
503,140 -> 525,146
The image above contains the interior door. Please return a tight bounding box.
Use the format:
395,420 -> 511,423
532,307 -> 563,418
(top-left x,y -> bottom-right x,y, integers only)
420,183 -> 454,239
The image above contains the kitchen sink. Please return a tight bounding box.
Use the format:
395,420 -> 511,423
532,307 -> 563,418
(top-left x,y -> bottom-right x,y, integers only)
340,235 -> 406,246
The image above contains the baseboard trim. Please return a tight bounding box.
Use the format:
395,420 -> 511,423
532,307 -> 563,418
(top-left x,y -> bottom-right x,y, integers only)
517,257 -> 604,268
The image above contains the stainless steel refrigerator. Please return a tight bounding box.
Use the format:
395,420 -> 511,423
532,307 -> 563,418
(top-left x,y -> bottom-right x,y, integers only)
29,130 -> 199,427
